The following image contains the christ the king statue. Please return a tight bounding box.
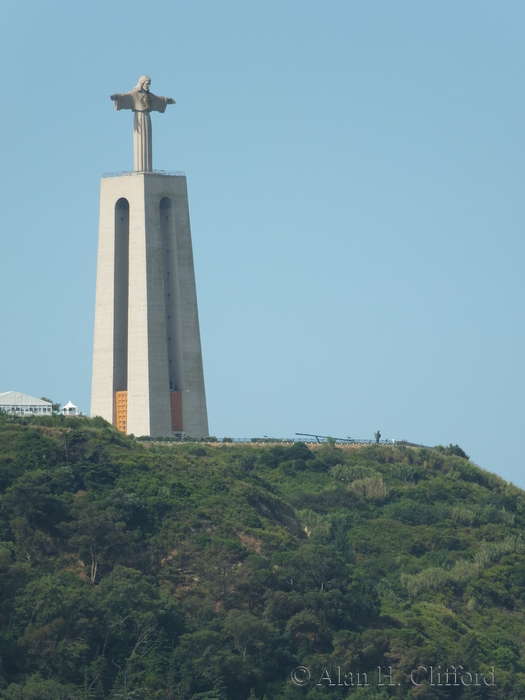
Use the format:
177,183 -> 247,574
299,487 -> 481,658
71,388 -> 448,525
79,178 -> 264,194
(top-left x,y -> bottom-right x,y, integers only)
110,75 -> 175,172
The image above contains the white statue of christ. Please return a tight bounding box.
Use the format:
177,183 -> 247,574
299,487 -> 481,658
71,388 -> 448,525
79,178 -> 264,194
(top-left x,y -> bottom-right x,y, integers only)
110,76 -> 175,172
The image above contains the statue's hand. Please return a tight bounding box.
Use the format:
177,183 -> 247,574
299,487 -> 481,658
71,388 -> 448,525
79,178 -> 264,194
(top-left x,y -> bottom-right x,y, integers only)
167,98 -> 176,104
110,94 -> 119,101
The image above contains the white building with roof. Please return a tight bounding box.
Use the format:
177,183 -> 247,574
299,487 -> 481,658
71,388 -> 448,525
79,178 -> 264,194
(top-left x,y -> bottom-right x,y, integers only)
0,392 -> 52,416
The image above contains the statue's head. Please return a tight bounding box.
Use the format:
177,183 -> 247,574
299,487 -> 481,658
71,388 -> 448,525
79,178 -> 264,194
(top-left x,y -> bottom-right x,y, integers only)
134,75 -> 151,92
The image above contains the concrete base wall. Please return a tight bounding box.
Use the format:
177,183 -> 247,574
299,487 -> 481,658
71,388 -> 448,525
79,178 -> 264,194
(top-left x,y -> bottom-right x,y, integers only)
91,172 -> 209,438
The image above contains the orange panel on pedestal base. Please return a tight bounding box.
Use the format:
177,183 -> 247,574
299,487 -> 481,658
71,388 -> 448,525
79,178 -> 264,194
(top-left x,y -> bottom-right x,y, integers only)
115,391 -> 128,434
170,390 -> 182,432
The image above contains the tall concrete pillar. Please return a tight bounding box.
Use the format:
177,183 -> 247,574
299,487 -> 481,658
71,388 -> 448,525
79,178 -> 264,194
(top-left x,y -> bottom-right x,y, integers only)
91,172 -> 209,438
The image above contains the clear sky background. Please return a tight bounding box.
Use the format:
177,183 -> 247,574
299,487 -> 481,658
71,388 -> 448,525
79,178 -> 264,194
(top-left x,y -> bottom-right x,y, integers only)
0,1 -> 524,486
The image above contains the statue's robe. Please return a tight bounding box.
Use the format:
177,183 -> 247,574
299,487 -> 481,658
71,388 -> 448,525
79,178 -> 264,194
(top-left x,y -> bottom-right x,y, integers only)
111,90 -> 173,171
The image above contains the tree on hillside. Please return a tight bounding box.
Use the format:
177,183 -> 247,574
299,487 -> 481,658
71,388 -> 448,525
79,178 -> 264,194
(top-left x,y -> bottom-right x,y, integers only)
223,611 -> 274,661
60,495 -> 132,583
41,396 -> 61,412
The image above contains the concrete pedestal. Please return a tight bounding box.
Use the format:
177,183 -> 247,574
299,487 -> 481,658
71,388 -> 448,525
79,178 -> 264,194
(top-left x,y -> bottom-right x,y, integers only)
91,172 -> 208,438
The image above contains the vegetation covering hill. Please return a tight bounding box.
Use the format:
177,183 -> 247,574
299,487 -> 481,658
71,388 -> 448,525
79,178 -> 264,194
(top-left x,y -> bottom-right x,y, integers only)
0,415 -> 524,699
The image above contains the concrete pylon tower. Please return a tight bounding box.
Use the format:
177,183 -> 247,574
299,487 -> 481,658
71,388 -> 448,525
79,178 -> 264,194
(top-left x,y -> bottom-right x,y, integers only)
91,76 -> 208,438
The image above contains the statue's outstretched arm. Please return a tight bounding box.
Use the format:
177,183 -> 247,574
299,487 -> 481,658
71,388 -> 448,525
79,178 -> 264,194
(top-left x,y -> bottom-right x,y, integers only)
149,94 -> 176,113
110,92 -> 135,111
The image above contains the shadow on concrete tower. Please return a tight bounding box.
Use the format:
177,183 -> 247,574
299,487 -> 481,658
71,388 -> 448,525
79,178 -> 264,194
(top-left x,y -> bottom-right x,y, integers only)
91,78 -> 208,438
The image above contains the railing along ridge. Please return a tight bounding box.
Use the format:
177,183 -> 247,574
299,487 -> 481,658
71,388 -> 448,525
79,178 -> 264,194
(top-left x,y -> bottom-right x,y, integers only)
135,435 -> 430,447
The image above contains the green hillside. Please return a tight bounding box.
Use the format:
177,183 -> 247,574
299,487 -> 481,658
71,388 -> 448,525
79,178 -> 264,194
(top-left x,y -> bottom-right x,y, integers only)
0,414 -> 524,699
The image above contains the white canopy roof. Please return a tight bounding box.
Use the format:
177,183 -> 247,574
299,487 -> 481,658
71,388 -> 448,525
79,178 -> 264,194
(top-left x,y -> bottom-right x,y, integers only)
0,391 -> 52,406
63,401 -> 77,410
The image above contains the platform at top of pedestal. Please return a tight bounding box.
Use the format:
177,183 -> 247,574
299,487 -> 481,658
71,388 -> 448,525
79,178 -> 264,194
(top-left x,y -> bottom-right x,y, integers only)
102,170 -> 186,179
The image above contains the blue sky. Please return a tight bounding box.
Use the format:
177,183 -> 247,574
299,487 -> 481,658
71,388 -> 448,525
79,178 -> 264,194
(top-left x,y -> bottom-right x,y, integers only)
1,1 -> 524,486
